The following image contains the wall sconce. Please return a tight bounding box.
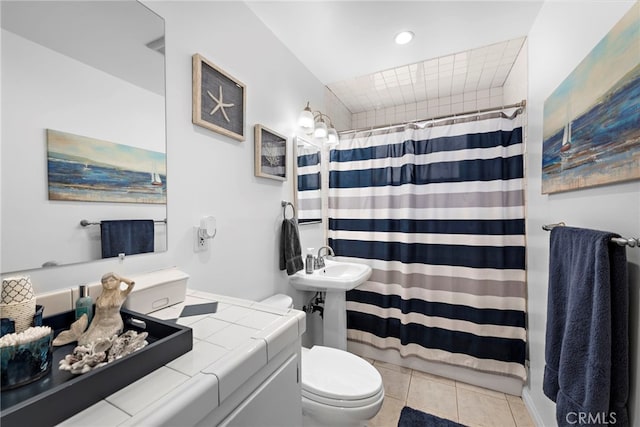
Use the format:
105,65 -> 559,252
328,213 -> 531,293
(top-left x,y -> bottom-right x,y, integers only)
298,102 -> 339,147
194,216 -> 216,252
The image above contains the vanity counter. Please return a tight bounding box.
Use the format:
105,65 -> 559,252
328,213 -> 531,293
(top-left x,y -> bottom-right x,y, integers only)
55,290 -> 305,426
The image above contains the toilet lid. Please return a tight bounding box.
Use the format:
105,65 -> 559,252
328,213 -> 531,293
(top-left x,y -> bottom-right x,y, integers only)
301,346 -> 382,401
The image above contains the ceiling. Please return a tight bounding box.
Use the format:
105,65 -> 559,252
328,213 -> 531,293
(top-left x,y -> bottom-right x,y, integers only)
247,1 -> 544,114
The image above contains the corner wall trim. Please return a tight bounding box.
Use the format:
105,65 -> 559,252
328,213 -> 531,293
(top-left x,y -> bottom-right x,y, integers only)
521,387 -> 546,427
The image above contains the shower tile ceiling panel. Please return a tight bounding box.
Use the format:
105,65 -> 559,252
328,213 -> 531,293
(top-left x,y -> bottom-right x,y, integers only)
248,1 -> 543,115
328,37 -> 525,113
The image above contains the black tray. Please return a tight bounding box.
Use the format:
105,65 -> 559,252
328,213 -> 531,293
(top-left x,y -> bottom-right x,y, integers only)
0,308 -> 193,427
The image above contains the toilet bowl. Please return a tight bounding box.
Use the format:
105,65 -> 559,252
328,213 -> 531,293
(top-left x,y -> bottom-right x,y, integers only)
260,294 -> 384,426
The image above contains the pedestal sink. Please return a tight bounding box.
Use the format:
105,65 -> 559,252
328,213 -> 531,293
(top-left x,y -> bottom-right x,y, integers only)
289,259 -> 372,350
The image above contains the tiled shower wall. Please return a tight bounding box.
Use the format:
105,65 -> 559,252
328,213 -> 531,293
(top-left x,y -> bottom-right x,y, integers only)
324,88 -> 352,132
326,86 -> 506,133
350,87 -> 504,130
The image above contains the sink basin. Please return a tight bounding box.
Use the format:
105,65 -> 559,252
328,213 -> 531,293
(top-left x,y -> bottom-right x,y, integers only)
290,259 -> 372,350
289,259 -> 372,292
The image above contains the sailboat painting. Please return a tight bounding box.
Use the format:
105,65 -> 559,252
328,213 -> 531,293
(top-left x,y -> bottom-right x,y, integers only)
541,2 -> 639,194
47,129 -> 166,204
559,121 -> 572,155
151,172 -> 163,186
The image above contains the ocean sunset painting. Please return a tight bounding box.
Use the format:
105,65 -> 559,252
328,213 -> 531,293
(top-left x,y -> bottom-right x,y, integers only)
541,2 -> 639,194
47,129 -> 166,204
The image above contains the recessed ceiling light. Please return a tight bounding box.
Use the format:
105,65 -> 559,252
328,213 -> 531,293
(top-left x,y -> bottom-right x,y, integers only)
394,31 -> 414,45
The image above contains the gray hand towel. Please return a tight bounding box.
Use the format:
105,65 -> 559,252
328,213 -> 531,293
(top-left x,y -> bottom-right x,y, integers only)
543,226 -> 628,426
279,218 -> 303,275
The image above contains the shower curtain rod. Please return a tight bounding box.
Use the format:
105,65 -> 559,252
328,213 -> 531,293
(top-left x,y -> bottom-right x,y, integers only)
339,99 -> 526,136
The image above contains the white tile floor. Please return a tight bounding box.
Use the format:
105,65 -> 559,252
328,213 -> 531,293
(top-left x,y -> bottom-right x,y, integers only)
366,359 -> 535,427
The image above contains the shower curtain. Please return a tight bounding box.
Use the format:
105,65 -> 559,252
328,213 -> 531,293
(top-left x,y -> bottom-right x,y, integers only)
328,112 -> 527,381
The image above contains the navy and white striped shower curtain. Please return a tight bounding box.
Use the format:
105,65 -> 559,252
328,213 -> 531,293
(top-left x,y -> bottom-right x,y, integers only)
296,144 -> 322,223
328,114 -> 527,380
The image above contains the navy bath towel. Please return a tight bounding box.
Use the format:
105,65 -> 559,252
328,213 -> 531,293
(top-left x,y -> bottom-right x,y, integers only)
100,220 -> 155,259
544,226 -> 629,427
279,218 -> 303,275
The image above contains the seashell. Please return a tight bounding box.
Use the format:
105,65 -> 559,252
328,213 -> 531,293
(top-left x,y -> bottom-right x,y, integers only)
92,336 -> 114,354
125,331 -> 148,352
109,330 -> 148,361
60,345 -> 108,374
59,330 -> 147,374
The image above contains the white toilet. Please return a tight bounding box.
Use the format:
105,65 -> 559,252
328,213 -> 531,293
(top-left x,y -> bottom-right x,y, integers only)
260,294 -> 384,427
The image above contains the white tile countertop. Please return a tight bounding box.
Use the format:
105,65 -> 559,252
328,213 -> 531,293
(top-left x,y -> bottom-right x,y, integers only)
56,290 -> 306,426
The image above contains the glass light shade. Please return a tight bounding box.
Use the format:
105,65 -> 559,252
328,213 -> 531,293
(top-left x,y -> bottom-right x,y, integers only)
327,127 -> 339,146
313,120 -> 328,140
394,31 -> 414,45
298,109 -> 315,134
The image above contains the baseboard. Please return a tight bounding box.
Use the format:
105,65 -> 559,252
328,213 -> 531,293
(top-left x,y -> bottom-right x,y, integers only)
521,387 -> 546,427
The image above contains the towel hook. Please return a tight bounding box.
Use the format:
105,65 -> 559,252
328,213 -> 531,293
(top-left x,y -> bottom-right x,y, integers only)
281,201 -> 296,220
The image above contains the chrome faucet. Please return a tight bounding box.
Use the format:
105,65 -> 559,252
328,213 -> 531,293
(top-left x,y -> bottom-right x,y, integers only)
315,246 -> 335,269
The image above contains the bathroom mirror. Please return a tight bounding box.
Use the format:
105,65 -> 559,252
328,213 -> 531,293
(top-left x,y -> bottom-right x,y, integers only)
294,136 -> 322,225
1,1 -> 167,273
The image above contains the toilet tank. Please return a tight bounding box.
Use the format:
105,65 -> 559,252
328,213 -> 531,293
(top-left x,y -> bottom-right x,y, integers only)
123,267 -> 189,314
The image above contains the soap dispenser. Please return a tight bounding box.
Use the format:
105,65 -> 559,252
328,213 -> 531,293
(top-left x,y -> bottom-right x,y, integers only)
306,248 -> 315,274
75,285 -> 94,323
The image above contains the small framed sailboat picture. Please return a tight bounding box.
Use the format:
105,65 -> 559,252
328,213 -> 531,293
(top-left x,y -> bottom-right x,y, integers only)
541,2 -> 639,194
46,129 -> 166,204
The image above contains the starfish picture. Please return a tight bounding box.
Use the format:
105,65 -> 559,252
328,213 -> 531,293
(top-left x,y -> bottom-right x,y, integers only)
207,85 -> 234,122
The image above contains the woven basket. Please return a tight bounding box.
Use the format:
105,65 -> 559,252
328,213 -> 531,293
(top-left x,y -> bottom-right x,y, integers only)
1,276 -> 36,333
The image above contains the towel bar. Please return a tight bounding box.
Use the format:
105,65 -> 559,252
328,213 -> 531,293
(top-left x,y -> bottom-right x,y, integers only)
281,201 -> 296,220
80,219 -> 167,227
542,222 -> 638,247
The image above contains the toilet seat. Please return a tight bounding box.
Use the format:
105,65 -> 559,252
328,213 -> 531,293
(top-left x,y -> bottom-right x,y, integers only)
301,346 -> 383,408
257,295 -> 385,424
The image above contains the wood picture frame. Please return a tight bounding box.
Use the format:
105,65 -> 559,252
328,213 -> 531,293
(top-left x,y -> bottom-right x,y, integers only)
192,53 -> 246,141
254,125 -> 287,181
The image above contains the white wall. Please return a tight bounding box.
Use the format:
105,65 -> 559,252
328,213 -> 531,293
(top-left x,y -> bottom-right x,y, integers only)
1,2 -> 327,313
524,2 -> 639,426
145,0 -> 325,306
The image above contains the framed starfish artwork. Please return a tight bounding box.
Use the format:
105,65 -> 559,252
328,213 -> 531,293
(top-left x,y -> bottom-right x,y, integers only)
254,124 -> 287,181
192,53 -> 246,141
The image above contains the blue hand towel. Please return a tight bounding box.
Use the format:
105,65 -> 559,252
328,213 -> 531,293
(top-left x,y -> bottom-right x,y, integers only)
100,220 -> 155,259
279,218 -> 303,275
543,226 -> 628,426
